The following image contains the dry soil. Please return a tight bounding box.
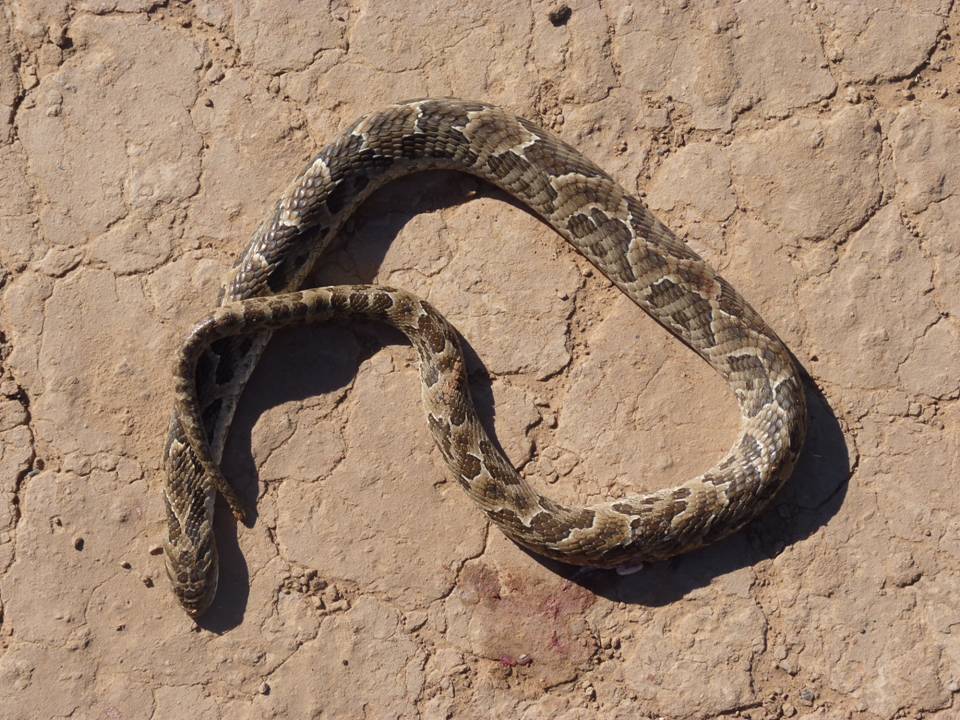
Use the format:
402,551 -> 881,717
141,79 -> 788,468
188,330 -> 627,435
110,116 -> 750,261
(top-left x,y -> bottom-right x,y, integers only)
0,1 -> 958,719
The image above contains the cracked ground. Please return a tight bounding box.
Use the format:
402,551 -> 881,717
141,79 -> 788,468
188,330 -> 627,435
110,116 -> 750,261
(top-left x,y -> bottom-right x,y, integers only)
1,1 -> 959,719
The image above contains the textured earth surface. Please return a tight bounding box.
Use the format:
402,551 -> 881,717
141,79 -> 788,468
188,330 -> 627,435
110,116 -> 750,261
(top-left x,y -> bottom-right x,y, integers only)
1,1 -> 958,718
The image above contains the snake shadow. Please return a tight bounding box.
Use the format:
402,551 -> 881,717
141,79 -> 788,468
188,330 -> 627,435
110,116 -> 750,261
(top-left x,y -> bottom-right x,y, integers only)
198,172 -> 520,630
526,368 -> 852,606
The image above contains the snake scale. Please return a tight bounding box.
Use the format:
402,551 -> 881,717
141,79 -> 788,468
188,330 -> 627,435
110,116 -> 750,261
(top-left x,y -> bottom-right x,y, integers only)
163,99 -> 807,618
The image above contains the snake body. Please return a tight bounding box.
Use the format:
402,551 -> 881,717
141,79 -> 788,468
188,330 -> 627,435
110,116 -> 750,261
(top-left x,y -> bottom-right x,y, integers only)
163,99 -> 807,617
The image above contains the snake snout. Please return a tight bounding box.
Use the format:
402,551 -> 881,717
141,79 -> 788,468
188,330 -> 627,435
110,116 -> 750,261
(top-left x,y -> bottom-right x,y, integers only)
164,541 -> 218,618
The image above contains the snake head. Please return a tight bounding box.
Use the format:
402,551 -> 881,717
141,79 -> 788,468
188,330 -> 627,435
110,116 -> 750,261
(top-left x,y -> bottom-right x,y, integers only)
163,535 -> 218,619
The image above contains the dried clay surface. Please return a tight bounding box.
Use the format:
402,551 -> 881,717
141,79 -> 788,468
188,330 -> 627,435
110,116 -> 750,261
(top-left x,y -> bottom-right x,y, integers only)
1,1 -> 958,719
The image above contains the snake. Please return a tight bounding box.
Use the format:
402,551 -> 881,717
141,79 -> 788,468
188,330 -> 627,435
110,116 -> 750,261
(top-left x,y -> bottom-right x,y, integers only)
162,98 -> 807,618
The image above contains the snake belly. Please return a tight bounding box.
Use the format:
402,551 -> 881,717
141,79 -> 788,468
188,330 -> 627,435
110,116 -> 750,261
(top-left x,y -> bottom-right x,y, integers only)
162,99 -> 807,618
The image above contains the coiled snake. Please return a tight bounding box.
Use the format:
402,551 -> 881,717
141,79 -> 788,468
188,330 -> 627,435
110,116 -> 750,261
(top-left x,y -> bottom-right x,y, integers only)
163,99 -> 807,618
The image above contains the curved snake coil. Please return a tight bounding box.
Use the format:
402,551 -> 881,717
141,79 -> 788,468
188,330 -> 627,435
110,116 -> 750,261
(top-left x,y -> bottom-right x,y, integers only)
163,99 -> 807,618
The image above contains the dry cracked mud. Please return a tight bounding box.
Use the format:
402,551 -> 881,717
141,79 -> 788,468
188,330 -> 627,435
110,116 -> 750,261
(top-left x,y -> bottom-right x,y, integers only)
1,1 -> 959,719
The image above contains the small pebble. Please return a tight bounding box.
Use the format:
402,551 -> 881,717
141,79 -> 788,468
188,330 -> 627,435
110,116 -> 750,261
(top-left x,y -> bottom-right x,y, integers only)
73,536 -> 84,551
120,560 -> 132,570
259,682 -> 270,695
148,544 -> 163,555
404,611 -> 428,632
141,575 -> 154,588
799,687 -> 816,705
548,5 -> 572,26
204,64 -> 225,84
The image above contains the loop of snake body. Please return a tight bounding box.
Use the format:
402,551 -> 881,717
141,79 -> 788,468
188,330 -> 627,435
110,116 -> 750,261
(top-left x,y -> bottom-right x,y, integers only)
163,99 -> 807,618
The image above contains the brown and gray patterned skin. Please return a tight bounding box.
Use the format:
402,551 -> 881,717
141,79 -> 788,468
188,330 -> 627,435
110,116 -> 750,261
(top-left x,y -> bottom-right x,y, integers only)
163,99 -> 807,618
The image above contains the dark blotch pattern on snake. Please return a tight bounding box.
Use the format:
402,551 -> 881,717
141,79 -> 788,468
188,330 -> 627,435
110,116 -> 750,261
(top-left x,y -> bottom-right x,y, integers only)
162,99 -> 807,618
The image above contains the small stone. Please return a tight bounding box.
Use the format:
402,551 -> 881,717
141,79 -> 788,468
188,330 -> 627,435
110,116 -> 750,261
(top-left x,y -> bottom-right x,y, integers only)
886,552 -> 921,588
259,682 -> 270,695
148,544 -> 163,556
548,5 -> 572,26
799,687 -> 816,705
781,703 -> 796,717
115,623 -> 126,631
73,537 -> 85,551
21,65 -> 39,90
583,683 -> 596,701
405,611 -> 428,632
120,560 -> 132,570
141,575 -> 154,588
204,64 -> 225,84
